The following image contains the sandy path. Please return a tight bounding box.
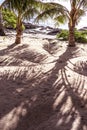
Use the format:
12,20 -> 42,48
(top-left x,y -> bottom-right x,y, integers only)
0,33 -> 87,130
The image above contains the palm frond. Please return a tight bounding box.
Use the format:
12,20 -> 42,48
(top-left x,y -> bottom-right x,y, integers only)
35,1 -> 69,25
22,7 -> 39,21
54,14 -> 67,25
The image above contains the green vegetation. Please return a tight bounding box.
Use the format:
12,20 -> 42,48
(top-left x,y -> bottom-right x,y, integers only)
2,9 -> 25,30
2,9 -> 17,29
57,30 -> 87,43
75,30 -> 87,43
57,30 -> 69,41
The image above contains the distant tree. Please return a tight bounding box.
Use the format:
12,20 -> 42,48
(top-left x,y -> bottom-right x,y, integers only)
36,0 -> 87,46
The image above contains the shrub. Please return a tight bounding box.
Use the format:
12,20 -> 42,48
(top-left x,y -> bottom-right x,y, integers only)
57,29 -> 69,40
57,29 -> 87,43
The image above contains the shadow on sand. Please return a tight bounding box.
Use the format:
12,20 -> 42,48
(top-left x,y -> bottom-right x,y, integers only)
0,40 -> 87,130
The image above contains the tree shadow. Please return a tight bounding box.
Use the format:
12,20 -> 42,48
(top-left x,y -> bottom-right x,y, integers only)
54,68 -> 87,130
0,42 -> 48,66
0,41 -> 87,130
73,60 -> 87,76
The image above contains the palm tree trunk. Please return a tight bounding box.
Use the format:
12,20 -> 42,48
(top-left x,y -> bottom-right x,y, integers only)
0,11 -> 5,36
15,16 -> 22,44
68,22 -> 75,47
68,1 -> 76,47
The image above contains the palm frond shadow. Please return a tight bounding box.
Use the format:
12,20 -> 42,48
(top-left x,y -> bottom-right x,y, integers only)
0,43 -> 48,66
54,68 -> 87,130
0,43 -> 87,130
73,60 -> 87,76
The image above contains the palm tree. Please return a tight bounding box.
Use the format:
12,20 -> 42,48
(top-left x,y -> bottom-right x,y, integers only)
36,0 -> 87,46
2,0 -> 42,44
68,0 -> 87,46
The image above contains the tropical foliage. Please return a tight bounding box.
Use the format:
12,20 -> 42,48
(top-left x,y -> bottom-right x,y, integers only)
36,0 -> 87,46
2,8 -> 17,29
57,30 -> 69,41
57,29 -> 87,43
5,0 -> 38,44
1,0 -> 44,44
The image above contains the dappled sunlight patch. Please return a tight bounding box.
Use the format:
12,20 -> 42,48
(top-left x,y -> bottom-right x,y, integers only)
0,94 -> 38,130
60,96 -> 73,114
53,91 -> 66,110
56,118 -> 63,126
65,115 -> 72,124
55,96 -> 73,127
52,58 -> 87,129
16,88 -> 24,93
0,56 -> 22,66
71,114 -> 81,130
83,125 -> 87,130
42,62 -> 56,73
55,91 -> 83,130
63,58 -> 87,102
0,102 -> 27,130
0,65 -> 42,83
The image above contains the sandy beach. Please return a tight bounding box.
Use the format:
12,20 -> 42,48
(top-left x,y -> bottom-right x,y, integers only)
0,30 -> 87,130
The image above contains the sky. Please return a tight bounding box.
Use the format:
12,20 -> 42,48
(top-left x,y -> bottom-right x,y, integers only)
0,0 -> 87,29
0,0 -> 4,4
